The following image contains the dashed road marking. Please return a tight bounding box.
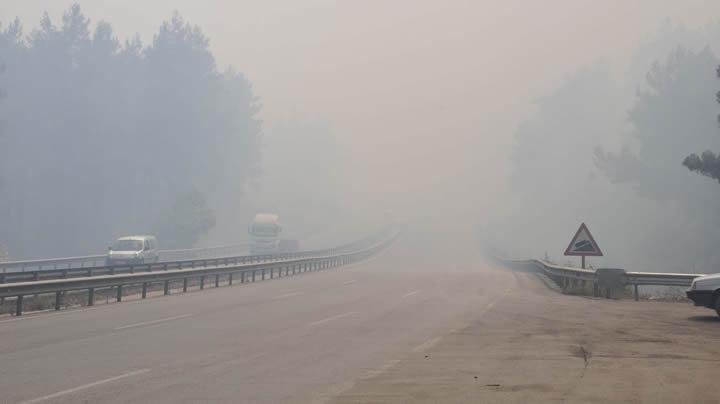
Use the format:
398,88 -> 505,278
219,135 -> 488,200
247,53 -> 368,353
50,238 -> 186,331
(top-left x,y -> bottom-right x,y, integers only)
402,290 -> 421,298
114,314 -> 192,330
412,336 -> 443,353
19,368 -> 151,404
273,291 -> 304,300
309,311 -> 356,327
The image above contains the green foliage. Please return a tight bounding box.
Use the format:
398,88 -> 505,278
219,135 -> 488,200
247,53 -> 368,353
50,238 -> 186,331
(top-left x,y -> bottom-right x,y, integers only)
683,64 -> 720,182
596,48 -> 720,200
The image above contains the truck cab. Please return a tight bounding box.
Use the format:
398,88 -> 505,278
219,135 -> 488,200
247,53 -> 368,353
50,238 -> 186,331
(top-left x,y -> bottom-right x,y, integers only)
249,214 -> 282,254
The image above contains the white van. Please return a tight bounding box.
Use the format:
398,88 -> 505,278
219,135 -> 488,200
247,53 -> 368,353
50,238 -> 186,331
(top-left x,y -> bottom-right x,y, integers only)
106,235 -> 159,265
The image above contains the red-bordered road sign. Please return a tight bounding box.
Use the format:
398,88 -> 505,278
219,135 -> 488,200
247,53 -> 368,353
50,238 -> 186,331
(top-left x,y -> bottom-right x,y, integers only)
564,223 -> 603,257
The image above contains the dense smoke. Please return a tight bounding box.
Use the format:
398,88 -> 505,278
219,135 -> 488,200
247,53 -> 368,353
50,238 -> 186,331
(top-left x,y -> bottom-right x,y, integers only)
0,6 -> 261,257
492,26 -> 720,273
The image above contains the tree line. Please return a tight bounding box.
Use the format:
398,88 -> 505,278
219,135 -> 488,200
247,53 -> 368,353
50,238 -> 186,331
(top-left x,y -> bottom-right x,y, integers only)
498,23 -> 720,273
0,5 -> 261,258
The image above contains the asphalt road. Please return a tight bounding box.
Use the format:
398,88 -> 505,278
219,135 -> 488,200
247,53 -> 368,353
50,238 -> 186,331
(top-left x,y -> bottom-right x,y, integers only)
1,233 -> 718,403
331,266 -> 720,403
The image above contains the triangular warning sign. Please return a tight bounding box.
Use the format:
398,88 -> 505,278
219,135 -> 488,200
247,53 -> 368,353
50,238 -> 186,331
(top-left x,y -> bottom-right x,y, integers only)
564,223 -> 603,256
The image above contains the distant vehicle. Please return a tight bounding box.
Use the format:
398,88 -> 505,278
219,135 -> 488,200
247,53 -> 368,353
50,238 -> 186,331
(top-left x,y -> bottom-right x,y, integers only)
686,273 -> 720,317
107,235 -> 159,265
249,214 -> 282,254
279,239 -> 300,254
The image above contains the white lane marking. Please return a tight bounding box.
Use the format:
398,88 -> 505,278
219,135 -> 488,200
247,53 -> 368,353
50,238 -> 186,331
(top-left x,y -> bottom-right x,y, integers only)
412,336 -> 443,353
0,303 -> 129,324
341,280 -> 356,286
401,290 -> 421,298
273,291 -> 304,300
19,368 -> 151,404
308,311 -> 356,327
362,359 -> 401,379
311,359 -> 401,404
113,314 -> 192,330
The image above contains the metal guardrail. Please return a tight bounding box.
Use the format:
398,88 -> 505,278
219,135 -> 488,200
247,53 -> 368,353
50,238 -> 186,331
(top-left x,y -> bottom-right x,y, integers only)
508,259 -> 705,300
0,229 -> 389,284
0,255 -> 106,272
0,243 -> 253,273
0,229 -> 399,316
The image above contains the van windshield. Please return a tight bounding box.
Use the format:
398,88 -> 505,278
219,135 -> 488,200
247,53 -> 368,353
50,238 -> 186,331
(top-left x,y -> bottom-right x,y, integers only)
112,240 -> 143,251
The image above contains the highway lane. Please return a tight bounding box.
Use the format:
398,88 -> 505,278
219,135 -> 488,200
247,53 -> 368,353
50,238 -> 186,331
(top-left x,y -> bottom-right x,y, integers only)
1,234 -> 515,403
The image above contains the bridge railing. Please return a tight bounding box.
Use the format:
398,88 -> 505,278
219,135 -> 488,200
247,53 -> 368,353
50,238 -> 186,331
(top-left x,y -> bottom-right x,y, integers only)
507,259 -> 704,300
0,243 -> 256,273
0,229 -> 399,316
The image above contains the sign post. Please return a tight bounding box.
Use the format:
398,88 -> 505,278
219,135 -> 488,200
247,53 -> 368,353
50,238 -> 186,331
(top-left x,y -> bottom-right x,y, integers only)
564,223 -> 603,268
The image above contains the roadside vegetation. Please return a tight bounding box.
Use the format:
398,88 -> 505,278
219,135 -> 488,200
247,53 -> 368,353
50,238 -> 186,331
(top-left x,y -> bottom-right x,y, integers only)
0,5 -> 261,258
493,22 -> 720,276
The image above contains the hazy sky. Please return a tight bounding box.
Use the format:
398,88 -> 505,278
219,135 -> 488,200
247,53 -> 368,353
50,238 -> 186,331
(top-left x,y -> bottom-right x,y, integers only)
4,0 -> 720,222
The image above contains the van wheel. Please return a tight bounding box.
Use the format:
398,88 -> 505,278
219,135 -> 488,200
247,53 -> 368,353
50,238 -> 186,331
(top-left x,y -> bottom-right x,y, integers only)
715,293 -> 720,317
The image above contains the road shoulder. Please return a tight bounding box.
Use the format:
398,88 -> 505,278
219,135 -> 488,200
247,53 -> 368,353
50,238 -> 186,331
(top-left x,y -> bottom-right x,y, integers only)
331,272 -> 720,403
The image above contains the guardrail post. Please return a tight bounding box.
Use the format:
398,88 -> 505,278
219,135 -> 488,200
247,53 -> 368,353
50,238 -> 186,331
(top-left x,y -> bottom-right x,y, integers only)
16,295 -> 23,316
183,278 -> 188,292
270,268 -> 274,279
241,271 -> 246,284
55,291 -> 62,310
142,283 -> 148,299
88,288 -> 95,306
0,274 -> 4,284
164,280 -> 170,295
252,271 -> 256,282
229,273 -> 233,285
215,274 -> 220,287
117,285 -> 123,302
262,269 -> 266,280
200,276 -> 205,290
634,284 -> 639,301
